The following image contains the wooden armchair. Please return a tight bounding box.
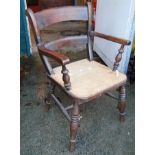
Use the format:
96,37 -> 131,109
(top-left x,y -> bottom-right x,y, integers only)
26,0 -> 131,152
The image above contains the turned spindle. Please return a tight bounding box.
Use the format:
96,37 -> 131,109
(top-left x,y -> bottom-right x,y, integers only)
113,44 -> 125,71
118,85 -> 126,122
61,65 -> 71,91
69,101 -> 80,152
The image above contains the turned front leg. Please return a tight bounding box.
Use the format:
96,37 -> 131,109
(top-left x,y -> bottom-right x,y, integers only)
118,85 -> 126,122
69,100 -> 80,152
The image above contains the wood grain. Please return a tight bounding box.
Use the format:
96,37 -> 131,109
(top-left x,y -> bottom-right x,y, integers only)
90,31 -> 131,45
38,44 -> 70,65
35,6 -> 88,29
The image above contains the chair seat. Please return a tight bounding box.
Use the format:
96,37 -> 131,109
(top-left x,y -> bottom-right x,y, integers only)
51,59 -> 127,99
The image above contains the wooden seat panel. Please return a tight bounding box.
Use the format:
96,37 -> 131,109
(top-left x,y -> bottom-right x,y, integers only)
50,59 -> 127,99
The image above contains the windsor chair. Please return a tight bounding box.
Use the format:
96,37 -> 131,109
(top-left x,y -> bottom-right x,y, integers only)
26,0 -> 131,151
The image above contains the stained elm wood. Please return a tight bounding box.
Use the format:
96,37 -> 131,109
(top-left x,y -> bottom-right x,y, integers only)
61,65 -> 71,90
39,53 -> 53,75
38,45 -> 70,65
87,1 -> 94,60
45,35 -> 88,51
90,31 -> 131,46
51,94 -> 71,121
26,9 -> 54,75
118,85 -> 126,122
69,100 -> 80,152
35,6 -> 88,29
51,59 -> 127,99
113,45 -> 125,71
25,8 -> 41,44
39,0 -> 73,10
26,2 -> 131,152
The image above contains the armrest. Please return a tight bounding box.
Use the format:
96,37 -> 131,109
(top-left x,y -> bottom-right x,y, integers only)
38,44 -> 70,65
38,44 -> 71,90
90,31 -> 131,46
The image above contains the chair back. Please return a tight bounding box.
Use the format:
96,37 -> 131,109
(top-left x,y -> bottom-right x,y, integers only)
26,6 -> 90,44
26,2 -> 94,74
35,6 -> 88,30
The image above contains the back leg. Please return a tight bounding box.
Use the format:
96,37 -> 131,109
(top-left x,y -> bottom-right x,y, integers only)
117,85 -> 126,122
44,84 -> 56,112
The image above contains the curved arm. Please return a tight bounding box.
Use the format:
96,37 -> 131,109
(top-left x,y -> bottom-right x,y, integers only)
90,31 -> 131,46
38,44 -> 71,90
38,44 -> 70,65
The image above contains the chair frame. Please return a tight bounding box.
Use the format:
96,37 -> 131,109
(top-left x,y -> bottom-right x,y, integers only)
26,0 -> 131,152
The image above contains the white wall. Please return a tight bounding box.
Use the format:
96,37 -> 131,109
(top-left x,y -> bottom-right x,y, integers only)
94,0 -> 135,73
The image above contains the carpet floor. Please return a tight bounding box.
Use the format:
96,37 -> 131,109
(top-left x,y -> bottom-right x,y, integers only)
21,53 -> 135,155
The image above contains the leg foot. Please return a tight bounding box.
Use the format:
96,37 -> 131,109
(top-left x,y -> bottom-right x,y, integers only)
118,85 -> 126,122
44,103 -> 51,112
69,100 -> 80,152
44,84 -> 56,112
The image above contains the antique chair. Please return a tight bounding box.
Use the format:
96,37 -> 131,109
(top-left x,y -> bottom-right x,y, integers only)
26,0 -> 131,152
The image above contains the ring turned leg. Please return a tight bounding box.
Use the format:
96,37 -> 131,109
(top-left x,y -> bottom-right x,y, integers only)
69,100 -> 80,152
118,85 -> 126,122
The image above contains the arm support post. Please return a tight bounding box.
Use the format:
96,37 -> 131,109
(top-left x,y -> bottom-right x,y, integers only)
38,45 -> 71,90
90,31 -> 131,71
113,45 -> 125,71
61,65 -> 71,91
